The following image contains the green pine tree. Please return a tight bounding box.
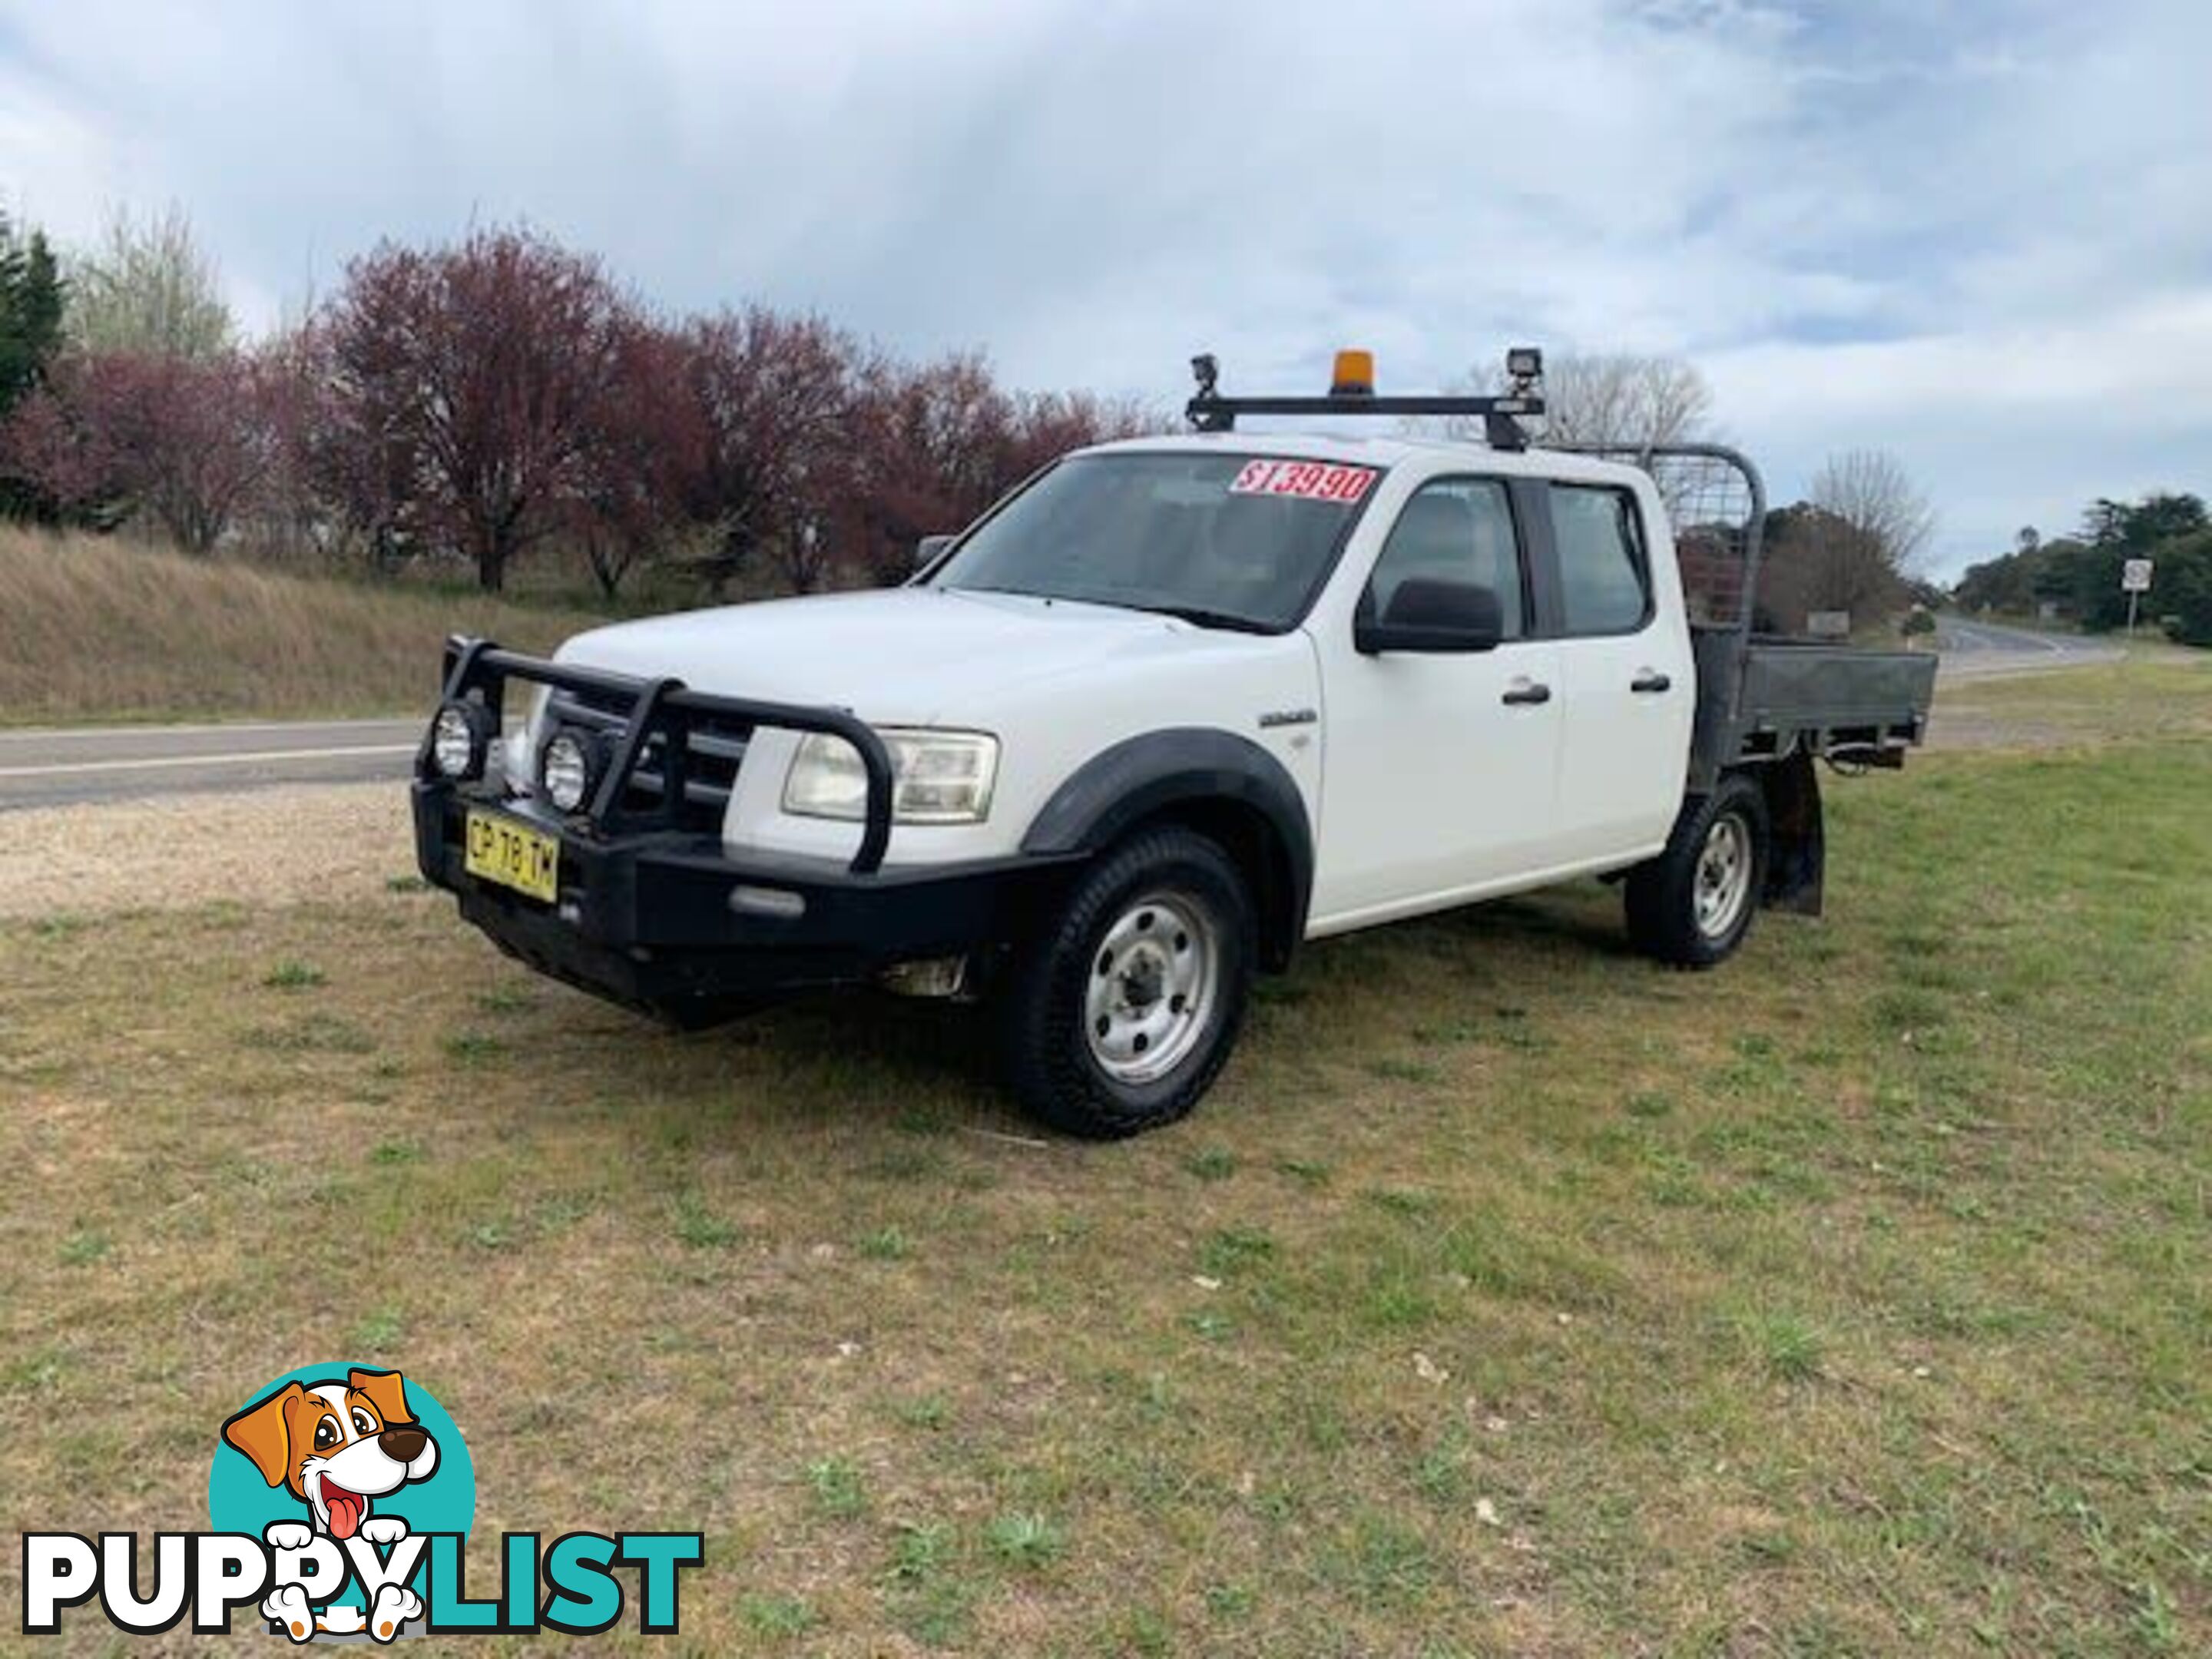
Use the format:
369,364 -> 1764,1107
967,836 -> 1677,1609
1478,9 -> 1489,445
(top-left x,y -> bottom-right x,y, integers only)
1,208 -> 66,415
2,208 -> 68,518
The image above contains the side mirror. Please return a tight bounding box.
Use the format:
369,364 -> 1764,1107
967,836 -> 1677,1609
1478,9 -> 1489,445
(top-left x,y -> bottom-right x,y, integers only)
914,533 -> 957,573
1355,578 -> 1504,654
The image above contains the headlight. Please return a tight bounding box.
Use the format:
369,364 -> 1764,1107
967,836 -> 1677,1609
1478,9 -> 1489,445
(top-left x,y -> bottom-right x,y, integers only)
783,729 -> 998,825
431,701 -> 493,780
539,728 -> 604,813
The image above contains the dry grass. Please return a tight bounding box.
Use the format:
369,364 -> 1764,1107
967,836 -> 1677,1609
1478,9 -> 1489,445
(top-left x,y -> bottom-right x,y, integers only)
0,782 -> 408,918
0,528 -> 609,725
1931,651 -> 2212,752
1,668 -> 2207,1654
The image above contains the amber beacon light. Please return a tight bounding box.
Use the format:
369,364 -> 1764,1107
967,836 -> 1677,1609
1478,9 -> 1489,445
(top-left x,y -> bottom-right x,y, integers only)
1329,349 -> 1376,396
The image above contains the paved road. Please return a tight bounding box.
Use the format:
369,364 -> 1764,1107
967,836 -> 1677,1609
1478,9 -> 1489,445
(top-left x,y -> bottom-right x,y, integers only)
1936,615 -> 2122,677
0,717 -> 424,810
0,617 -> 2118,811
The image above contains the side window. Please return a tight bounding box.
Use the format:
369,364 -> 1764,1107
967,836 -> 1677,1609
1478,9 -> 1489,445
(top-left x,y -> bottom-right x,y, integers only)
1365,478 -> 1525,639
1550,485 -> 1651,634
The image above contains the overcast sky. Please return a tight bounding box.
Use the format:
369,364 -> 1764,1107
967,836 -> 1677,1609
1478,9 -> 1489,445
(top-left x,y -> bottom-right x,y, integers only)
3,0 -> 2207,575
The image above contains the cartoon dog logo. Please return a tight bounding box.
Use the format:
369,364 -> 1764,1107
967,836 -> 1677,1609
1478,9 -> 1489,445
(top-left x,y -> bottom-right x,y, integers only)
221,1366 -> 438,1641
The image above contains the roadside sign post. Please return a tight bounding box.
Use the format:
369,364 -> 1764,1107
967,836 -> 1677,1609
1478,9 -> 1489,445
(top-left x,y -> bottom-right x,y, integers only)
2121,559 -> 2154,637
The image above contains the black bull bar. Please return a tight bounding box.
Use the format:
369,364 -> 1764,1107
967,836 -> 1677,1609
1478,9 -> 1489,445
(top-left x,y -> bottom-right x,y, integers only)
419,634 -> 897,873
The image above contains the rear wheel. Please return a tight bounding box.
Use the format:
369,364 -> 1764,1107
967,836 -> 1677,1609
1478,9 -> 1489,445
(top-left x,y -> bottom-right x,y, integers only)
997,826 -> 1254,1138
1624,773 -> 1770,968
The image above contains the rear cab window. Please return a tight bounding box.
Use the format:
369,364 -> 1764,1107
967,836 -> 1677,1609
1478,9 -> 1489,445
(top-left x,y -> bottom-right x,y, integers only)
1549,484 -> 1651,635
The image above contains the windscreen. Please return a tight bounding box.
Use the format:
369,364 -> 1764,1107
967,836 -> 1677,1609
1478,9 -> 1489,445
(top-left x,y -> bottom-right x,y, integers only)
929,451 -> 1380,632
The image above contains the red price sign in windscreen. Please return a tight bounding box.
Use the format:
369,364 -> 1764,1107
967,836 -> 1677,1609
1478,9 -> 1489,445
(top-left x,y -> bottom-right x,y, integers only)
1228,459 -> 1378,503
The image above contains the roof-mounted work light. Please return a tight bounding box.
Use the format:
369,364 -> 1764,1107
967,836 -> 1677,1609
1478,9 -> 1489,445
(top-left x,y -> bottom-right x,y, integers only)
1185,343 -> 1546,449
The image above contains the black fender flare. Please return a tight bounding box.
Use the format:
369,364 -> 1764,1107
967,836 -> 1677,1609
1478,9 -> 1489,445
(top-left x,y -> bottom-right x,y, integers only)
1021,728 -> 1315,971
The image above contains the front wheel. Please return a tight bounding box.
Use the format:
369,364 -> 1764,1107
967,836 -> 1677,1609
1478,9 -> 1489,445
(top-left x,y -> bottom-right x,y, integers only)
996,826 -> 1255,1138
1624,773 -> 1770,968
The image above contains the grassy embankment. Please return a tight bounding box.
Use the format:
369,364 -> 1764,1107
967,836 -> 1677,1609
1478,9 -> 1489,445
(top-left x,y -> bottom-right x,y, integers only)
0,528 -> 615,725
0,661 -> 2207,1653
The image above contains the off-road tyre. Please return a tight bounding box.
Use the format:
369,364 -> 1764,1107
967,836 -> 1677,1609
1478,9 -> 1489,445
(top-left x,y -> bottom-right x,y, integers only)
1624,772 -> 1770,969
996,826 -> 1256,1138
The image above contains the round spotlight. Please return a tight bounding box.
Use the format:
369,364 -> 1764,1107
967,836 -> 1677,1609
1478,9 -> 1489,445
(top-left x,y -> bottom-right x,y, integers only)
431,701 -> 492,780
540,729 -> 598,813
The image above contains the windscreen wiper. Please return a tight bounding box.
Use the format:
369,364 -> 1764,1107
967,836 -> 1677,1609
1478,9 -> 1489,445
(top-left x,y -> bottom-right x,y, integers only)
945,588 -> 1273,634
1125,603 -> 1273,634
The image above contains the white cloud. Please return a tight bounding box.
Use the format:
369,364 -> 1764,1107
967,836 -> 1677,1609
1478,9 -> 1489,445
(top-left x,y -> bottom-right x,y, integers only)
0,65 -> 120,243
1710,290 -> 2212,562
2,0 -> 2207,572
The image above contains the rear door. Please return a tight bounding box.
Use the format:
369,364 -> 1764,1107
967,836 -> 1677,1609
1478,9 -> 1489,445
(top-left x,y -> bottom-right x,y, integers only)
1309,475 -> 1563,927
1539,480 -> 1694,865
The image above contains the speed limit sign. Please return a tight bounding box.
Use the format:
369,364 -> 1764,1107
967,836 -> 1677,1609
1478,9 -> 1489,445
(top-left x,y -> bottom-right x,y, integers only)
2122,558 -> 2154,593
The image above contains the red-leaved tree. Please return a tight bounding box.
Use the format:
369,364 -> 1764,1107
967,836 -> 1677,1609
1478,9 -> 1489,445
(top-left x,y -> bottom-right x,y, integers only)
129,351 -> 283,552
6,215 -> 1170,598
1,349 -> 281,549
843,356 -> 1160,582
843,350 -> 1013,582
680,307 -> 864,593
571,315 -> 704,598
0,373 -> 117,523
323,228 -> 628,590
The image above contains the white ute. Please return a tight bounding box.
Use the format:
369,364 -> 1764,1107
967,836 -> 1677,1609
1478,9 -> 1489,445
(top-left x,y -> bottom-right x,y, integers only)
413,349 -> 1935,1137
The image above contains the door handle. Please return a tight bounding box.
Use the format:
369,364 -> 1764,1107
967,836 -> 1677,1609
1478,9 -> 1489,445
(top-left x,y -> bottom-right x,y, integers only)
1631,671 -> 1672,694
1502,680 -> 1552,707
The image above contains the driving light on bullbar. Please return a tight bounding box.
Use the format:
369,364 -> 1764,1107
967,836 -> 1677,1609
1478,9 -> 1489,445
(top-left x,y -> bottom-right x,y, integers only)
540,730 -> 598,813
431,702 -> 491,780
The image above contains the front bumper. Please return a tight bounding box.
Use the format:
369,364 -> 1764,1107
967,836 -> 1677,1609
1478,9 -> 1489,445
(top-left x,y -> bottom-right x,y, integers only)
415,782 -> 1078,1024
412,638 -> 1077,1025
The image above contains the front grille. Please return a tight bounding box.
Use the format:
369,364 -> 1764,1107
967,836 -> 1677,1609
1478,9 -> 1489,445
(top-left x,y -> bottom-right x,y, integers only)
542,684 -> 751,833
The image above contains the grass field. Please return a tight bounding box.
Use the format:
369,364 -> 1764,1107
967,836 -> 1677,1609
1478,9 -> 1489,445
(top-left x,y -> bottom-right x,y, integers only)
0,529 -> 612,726
2,663 -> 2207,1654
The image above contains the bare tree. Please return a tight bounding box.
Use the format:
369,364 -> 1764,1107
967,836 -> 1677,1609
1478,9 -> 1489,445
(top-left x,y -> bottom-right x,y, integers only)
1530,352 -> 1714,449
1758,505 -> 1906,629
1421,350 -> 1714,451
1760,450 -> 1936,631
1810,449 -> 1935,578
68,204 -> 233,359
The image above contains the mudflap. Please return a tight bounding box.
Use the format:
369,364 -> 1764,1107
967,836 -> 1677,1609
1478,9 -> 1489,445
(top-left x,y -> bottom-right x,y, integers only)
1756,750 -> 1825,918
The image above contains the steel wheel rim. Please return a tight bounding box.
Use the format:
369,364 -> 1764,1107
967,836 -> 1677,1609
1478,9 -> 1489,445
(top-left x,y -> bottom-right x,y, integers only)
1083,889 -> 1220,1085
1694,813 -> 1753,940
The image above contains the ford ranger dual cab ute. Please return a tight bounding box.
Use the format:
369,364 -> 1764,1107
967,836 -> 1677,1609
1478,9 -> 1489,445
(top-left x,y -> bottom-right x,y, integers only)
412,349 -> 1936,1137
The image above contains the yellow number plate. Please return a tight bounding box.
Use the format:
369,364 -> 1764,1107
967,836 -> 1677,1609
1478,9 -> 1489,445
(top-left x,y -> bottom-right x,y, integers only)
464,810 -> 561,903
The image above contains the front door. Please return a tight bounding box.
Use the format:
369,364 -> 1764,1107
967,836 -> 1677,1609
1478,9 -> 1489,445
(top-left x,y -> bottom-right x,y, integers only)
1310,476 -> 1562,928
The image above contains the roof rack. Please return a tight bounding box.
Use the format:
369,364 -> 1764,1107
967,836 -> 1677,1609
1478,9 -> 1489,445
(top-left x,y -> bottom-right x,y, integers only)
1184,347 -> 1547,452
